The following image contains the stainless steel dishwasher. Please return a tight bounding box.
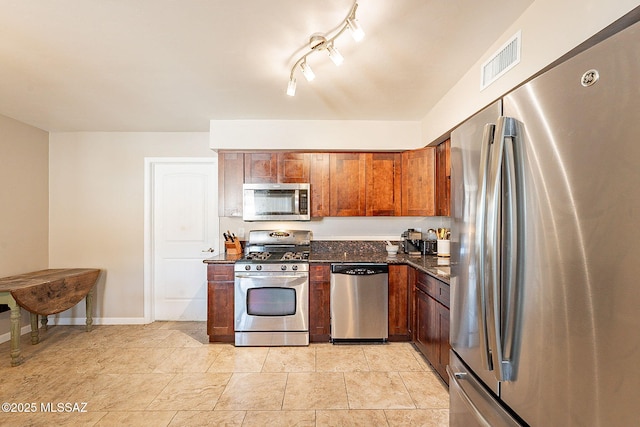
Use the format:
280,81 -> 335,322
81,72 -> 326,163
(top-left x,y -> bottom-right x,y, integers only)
330,263 -> 388,342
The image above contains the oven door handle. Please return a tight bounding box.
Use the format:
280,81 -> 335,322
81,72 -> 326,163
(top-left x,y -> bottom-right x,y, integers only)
235,274 -> 307,280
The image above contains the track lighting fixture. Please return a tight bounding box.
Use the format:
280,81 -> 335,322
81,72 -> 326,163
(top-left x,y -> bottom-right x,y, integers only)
286,1 -> 364,96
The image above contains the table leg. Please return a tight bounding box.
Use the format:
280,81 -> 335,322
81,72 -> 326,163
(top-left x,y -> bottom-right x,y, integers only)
41,315 -> 48,330
30,313 -> 39,345
8,297 -> 22,366
86,286 -> 94,332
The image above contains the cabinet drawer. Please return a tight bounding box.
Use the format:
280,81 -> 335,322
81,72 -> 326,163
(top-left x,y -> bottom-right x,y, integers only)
415,270 -> 449,308
207,264 -> 235,281
310,264 -> 330,281
437,281 -> 450,308
415,271 -> 437,298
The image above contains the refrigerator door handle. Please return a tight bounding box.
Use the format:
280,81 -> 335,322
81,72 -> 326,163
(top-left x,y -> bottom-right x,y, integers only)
501,117 -> 525,379
476,123 -> 495,372
485,116 -> 520,382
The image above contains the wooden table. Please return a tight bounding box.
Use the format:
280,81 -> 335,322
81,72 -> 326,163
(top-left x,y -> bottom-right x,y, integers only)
0,268 -> 100,366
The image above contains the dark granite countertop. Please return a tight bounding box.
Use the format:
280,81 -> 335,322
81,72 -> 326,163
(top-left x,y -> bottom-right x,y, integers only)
203,254 -> 243,263
203,252 -> 450,284
310,252 -> 449,284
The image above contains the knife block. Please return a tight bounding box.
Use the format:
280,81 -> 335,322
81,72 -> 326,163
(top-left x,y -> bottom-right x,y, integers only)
224,240 -> 243,255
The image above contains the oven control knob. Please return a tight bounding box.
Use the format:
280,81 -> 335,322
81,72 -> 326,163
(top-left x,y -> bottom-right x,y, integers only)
281,265 -> 287,271
256,265 -> 262,271
292,265 -> 298,271
244,265 -> 251,271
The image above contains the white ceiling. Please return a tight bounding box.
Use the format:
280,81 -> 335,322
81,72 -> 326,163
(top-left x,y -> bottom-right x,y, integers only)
0,0 -> 533,132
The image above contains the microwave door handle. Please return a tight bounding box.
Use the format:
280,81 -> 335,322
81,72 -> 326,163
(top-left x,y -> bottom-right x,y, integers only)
476,123 -> 495,372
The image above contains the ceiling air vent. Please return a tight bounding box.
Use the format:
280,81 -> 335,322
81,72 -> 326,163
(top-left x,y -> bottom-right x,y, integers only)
481,31 -> 521,90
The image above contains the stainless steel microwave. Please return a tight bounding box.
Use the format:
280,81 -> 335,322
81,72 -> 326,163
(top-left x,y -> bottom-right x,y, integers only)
243,183 -> 310,221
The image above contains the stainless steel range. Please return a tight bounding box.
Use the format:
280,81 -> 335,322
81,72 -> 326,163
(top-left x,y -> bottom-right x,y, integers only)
234,230 -> 311,346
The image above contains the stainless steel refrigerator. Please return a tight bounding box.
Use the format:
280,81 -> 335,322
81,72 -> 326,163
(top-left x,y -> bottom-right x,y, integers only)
449,12 -> 640,427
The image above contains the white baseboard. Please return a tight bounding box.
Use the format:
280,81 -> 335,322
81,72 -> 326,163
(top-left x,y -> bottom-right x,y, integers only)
49,317 -> 148,326
0,325 -> 33,344
0,317 -> 149,344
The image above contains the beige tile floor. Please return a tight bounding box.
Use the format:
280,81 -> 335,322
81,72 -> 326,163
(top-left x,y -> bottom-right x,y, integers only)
0,322 -> 449,426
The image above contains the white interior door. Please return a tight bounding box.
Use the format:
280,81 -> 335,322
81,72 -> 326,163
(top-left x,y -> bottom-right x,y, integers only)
152,161 -> 219,321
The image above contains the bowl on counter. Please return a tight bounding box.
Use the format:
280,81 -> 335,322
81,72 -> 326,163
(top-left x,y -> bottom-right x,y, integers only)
386,245 -> 399,256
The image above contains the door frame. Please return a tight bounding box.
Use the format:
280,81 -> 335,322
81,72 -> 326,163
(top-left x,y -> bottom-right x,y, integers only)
143,157 -> 218,323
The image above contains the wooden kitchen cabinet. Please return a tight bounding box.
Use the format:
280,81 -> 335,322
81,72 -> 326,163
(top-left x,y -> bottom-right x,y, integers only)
365,152 -> 402,216
218,152 -> 244,217
277,153 -> 310,183
329,153 -> 366,216
435,139 -> 451,216
413,268 -> 450,384
415,283 -> 437,361
244,152 -> 278,183
207,264 -> 235,343
401,147 -> 436,216
219,148 -> 440,218
309,153 -> 330,218
309,263 -> 331,342
388,264 -> 411,341
437,300 -> 451,381
244,152 -> 311,184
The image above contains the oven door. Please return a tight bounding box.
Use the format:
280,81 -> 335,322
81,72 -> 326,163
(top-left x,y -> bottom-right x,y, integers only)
234,271 -> 309,336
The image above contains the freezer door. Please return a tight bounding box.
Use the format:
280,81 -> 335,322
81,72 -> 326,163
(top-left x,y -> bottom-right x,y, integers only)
450,100 -> 502,394
499,17 -> 640,426
448,351 -> 522,427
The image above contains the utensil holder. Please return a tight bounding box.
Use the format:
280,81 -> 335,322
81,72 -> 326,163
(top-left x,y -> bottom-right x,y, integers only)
225,240 -> 243,255
437,239 -> 450,257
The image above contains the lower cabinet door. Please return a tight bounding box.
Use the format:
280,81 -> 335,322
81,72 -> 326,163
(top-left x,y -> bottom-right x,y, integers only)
309,264 -> 331,342
207,281 -> 235,342
415,287 -> 435,361
437,302 -> 450,384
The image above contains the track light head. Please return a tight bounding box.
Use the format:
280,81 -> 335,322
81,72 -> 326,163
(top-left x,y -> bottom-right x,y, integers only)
327,43 -> 344,66
347,17 -> 365,42
300,61 -> 315,82
286,77 -> 297,96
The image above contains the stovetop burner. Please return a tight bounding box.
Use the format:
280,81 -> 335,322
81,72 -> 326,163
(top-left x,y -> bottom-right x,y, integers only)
243,251 -> 309,262
239,230 -> 312,264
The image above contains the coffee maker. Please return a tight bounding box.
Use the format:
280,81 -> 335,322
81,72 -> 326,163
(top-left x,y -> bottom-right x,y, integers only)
422,229 -> 438,255
402,229 -> 423,255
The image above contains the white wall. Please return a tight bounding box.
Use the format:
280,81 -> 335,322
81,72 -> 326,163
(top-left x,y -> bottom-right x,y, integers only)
420,0 -> 640,144
48,132 -> 213,324
0,115 -> 49,339
210,120 -> 423,151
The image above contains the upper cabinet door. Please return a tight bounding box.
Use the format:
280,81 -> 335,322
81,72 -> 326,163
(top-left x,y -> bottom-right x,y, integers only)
218,152 -> 244,217
277,153 -> 310,183
435,139 -> 451,216
365,152 -> 402,216
329,153 -> 366,216
244,153 -> 278,183
402,147 -> 436,216
309,153 -> 330,218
